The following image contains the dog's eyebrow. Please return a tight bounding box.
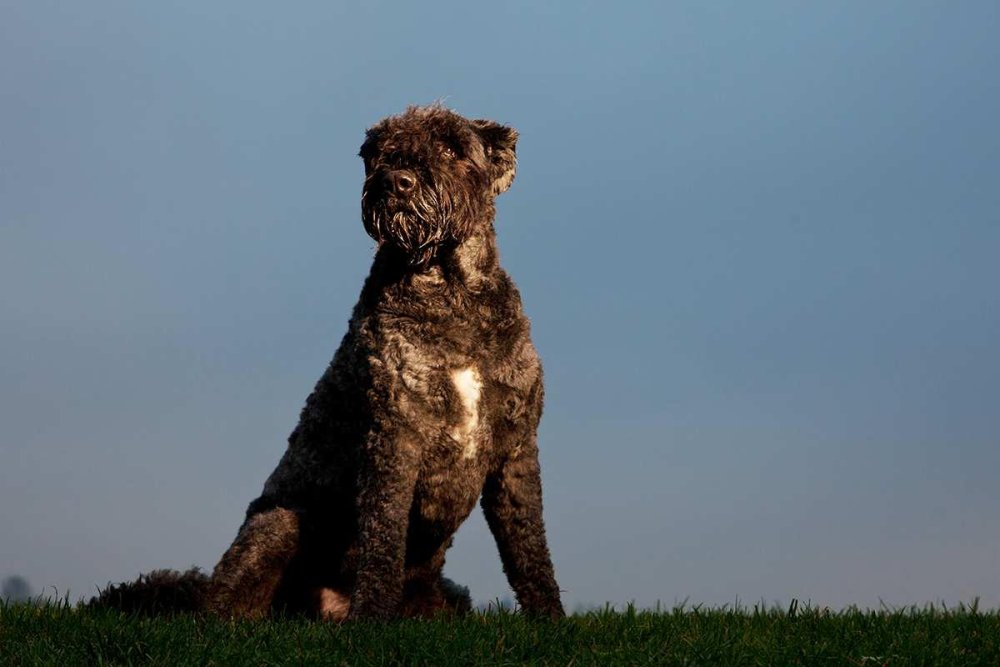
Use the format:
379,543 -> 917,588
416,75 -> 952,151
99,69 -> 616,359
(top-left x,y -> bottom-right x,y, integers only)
435,139 -> 463,156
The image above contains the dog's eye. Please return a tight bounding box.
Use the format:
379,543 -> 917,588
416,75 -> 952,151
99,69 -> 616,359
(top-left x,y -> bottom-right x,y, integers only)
441,145 -> 457,159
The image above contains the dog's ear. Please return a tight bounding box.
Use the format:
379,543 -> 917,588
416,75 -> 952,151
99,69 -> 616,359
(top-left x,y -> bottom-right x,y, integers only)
358,128 -> 381,171
472,120 -> 518,196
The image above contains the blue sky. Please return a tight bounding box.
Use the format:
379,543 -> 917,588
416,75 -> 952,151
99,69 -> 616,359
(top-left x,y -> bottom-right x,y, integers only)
2,1 -> 999,609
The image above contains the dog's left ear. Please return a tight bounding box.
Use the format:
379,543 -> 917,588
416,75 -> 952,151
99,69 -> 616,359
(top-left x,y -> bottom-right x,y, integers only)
472,120 -> 518,196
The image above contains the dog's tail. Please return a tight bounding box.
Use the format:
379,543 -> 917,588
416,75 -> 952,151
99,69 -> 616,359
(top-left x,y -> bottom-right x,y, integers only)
87,567 -> 210,616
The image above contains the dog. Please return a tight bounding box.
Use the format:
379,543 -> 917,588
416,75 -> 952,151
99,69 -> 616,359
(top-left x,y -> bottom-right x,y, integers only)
94,105 -> 564,621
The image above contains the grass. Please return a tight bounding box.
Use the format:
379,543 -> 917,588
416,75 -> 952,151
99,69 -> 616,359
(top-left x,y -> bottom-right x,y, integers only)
2,599 -> 998,666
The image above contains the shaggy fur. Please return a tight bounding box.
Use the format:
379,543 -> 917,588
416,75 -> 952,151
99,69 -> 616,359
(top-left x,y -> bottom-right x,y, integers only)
93,105 -> 563,621
88,568 -> 209,616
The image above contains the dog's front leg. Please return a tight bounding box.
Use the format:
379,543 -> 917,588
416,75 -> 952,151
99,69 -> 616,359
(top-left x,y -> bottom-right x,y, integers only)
481,436 -> 565,618
347,428 -> 421,620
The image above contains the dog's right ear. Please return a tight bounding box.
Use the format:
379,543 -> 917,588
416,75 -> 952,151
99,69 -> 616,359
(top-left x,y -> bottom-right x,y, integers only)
472,120 -> 518,196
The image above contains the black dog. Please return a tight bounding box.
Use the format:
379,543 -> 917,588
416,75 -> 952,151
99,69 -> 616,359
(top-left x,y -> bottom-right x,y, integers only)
96,106 -> 564,620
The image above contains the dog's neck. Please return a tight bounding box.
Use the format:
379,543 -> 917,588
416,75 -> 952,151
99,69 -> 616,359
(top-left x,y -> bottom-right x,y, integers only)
442,227 -> 500,288
369,226 -> 501,291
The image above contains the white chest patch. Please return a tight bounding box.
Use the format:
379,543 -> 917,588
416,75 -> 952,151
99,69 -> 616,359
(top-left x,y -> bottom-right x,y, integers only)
450,366 -> 482,459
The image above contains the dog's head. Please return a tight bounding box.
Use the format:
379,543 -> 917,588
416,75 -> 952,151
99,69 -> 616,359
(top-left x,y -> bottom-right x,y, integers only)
360,105 -> 518,265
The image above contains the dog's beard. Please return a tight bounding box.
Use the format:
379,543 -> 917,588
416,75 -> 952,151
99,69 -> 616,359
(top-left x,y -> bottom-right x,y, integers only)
362,186 -> 464,266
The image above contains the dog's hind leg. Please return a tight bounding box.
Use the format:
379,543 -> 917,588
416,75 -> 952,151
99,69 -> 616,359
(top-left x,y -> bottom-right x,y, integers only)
205,507 -> 301,619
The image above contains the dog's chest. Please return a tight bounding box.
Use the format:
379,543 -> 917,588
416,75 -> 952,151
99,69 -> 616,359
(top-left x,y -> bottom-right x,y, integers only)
375,283 -> 534,462
408,364 -> 491,523
448,366 -> 483,459
407,360 -> 491,462
385,321 -> 497,459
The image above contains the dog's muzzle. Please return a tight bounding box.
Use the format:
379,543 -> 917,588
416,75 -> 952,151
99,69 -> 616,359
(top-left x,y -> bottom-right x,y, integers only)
362,171 -> 449,264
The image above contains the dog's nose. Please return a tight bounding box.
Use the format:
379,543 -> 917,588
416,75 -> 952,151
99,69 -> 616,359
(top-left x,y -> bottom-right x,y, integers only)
384,170 -> 416,196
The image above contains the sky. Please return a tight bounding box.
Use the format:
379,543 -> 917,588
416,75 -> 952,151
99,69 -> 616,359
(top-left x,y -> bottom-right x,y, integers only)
2,1 -> 999,611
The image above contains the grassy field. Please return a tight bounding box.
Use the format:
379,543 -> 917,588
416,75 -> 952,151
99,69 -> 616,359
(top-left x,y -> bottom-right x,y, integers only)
2,600 -> 998,665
